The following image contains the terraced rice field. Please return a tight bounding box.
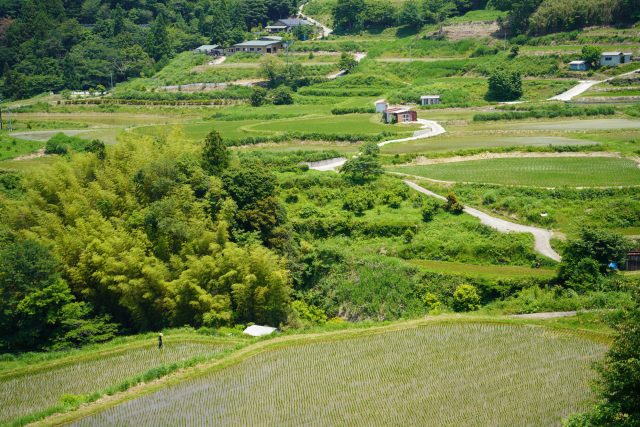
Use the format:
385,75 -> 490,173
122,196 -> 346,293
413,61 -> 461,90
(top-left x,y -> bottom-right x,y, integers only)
391,157 -> 640,187
0,341 -> 229,424
509,118 -> 640,131
72,324 -> 606,427
381,135 -> 597,154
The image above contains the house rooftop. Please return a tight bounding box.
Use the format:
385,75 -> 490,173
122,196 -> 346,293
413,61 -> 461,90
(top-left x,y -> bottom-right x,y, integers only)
420,95 -> 440,99
260,36 -> 283,41
278,18 -> 312,26
602,51 -> 624,56
195,45 -> 220,50
385,107 -> 412,114
233,40 -> 282,47
569,60 -> 587,64
265,25 -> 287,29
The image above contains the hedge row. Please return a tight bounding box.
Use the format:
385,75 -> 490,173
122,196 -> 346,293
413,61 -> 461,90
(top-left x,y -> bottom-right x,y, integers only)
331,107 -> 376,115
62,98 -> 241,106
473,106 -> 615,121
228,131 -> 398,146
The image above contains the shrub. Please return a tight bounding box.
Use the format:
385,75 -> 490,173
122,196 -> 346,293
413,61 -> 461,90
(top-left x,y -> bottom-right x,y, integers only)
271,86 -> 293,105
422,199 -> 440,222
486,68 -> 523,101
343,190 -> 375,216
444,192 -> 464,214
452,284 -> 481,312
250,87 -> 268,106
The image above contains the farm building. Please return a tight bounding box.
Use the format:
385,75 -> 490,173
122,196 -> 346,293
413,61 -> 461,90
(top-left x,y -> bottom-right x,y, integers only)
227,39 -> 285,54
626,250 -> 640,271
569,60 -> 589,71
420,95 -> 441,105
267,18 -> 313,33
383,106 -> 417,124
194,45 -> 224,56
600,52 -> 633,67
375,99 -> 388,113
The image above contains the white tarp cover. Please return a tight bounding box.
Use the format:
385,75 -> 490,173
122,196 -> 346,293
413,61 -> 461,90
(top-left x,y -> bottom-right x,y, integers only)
243,325 -> 277,337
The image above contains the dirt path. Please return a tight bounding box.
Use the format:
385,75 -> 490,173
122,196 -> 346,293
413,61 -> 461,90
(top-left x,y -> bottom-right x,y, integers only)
11,148 -> 47,161
404,180 -> 562,261
510,311 -> 577,319
298,2 -> 332,39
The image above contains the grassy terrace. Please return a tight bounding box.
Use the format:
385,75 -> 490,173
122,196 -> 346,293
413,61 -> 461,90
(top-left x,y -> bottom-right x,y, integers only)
390,157 -> 640,187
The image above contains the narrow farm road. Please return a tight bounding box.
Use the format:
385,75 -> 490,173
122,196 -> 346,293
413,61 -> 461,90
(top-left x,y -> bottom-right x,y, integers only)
378,119 -> 446,147
549,80 -> 601,101
307,118 -> 447,171
327,52 -> 368,79
404,180 -> 562,262
549,68 -> 640,101
298,2 -> 333,39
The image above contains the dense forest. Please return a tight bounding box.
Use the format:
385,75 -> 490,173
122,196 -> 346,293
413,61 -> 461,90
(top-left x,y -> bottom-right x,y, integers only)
330,0 -> 638,34
0,0 -> 299,99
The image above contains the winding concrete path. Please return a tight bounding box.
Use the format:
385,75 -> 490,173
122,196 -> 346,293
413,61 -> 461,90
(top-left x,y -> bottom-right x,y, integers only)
307,118 -> 447,171
298,2 -> 333,39
404,180 -> 562,261
549,68 -> 640,101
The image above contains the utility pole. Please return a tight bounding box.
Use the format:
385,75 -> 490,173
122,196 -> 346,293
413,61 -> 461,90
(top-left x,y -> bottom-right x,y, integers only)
7,107 -> 12,132
110,71 -> 114,91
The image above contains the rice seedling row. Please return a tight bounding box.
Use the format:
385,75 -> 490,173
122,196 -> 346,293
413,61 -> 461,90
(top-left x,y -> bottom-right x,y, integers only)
0,341 -> 229,424
73,323 -> 606,427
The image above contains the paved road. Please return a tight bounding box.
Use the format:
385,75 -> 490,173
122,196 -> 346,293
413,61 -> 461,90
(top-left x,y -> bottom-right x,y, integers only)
308,118 -> 447,171
549,80 -> 601,101
298,2 -> 333,39
549,68 -> 640,101
403,180 -> 562,262
378,119 -> 446,147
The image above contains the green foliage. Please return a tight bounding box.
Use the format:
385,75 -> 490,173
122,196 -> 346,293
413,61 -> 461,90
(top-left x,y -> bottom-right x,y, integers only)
452,284 -> 481,312
342,189 -> 375,216
444,192 -> 465,214
340,154 -> 383,182
582,45 -> 603,68
0,238 -> 117,352
474,105 -> 615,121
486,68 -> 523,101
333,0 -> 366,32
566,292 -> 640,426
271,86 -> 294,105
44,133 -> 92,155
250,87 -> 268,107
202,130 -> 229,175
559,229 -> 633,290
288,300 -> 328,328
422,198 -> 440,222
338,52 -> 359,74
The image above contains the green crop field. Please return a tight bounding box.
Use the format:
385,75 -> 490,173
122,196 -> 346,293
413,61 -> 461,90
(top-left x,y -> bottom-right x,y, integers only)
391,157 -> 640,187
0,135 -> 43,161
0,339 -> 231,424
381,135 -> 597,154
71,323 -> 606,427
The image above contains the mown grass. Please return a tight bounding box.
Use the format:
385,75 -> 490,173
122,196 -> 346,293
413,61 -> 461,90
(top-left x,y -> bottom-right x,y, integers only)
390,157 -> 640,187
71,323 -> 606,427
408,259 -> 556,279
0,135 -> 43,161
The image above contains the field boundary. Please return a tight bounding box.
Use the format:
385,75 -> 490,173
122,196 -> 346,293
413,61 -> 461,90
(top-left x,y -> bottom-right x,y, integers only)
30,315 -> 611,426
